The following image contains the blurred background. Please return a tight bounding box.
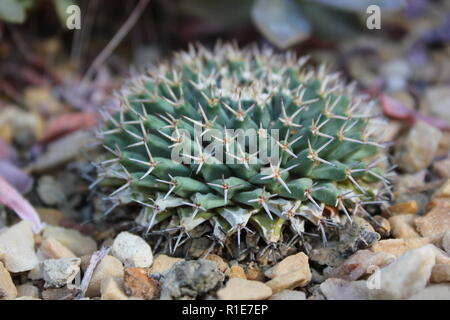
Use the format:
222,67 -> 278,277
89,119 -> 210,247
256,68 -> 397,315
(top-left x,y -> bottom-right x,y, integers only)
1,0 -> 450,232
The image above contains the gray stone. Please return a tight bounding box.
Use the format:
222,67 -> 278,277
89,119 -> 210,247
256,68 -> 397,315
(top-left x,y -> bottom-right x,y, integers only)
270,289 -> 306,300
160,259 -> 224,300
409,284 -> 450,300
111,232 -> 153,268
368,245 -> 437,300
42,258 -> 81,288
320,278 -> 369,300
395,121 -> 442,173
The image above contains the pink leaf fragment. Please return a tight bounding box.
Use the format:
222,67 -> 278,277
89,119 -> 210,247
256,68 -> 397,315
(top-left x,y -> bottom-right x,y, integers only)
380,94 -> 450,131
0,176 -> 44,233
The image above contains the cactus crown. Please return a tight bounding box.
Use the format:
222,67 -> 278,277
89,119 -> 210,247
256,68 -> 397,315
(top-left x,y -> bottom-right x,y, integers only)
95,43 -> 389,258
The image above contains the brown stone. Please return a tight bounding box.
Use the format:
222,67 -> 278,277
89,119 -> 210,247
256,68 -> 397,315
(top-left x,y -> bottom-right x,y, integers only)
0,262 -> 17,300
217,278 -> 272,300
124,267 -> 160,300
389,215 -> 420,239
148,254 -> 183,275
328,250 -> 395,281
36,208 -> 64,226
265,268 -> 311,294
264,252 -> 310,279
85,255 -> 124,297
204,254 -> 230,275
370,238 -> 433,257
42,225 -> 97,257
39,237 -> 77,259
229,265 -> 247,279
372,216 -> 391,238
415,199 -> 450,237
431,264 -> 450,283
101,277 -> 128,300
245,264 -> 265,281
385,201 -> 419,216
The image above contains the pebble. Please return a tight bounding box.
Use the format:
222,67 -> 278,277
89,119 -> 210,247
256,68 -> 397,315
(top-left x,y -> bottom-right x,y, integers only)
424,86 -> 450,124
217,278 -> 272,300
204,254 -> 230,275
0,107 -> 43,144
430,264 -> 450,283
415,199 -> 450,237
372,215 -> 391,238
42,257 -> 81,288
111,232 -> 153,268
269,289 -> 306,300
28,131 -> 94,173
389,215 -> 420,239
86,255 -> 124,297
395,121 -> 442,173
0,221 -> 39,272
409,284 -> 450,300
16,283 -> 39,299
160,259 -> 224,300
245,264 -> 265,281
434,180 -> 450,198
39,237 -> 77,259
264,252 -> 309,279
368,245 -> 437,299
101,277 -> 128,300
15,296 -> 41,300
370,238 -> 434,257
381,60 -> 411,92
328,250 -> 395,281
320,278 -> 369,300
432,158 -> 450,179
36,208 -> 64,226
229,265 -> 247,279
394,170 -> 427,194
37,175 -> 66,206
124,267 -> 160,300
41,287 -> 78,300
443,231 -> 450,254
438,133 -> 450,157
0,262 -> 17,300
265,267 -> 312,294
386,201 -> 419,216
149,254 -> 183,275
42,225 -> 97,257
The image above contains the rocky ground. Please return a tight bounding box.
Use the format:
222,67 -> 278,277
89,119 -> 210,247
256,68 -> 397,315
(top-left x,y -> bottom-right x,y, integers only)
1,1 -> 450,301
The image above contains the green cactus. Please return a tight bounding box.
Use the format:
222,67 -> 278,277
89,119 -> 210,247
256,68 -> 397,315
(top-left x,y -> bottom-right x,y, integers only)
94,43 -> 390,258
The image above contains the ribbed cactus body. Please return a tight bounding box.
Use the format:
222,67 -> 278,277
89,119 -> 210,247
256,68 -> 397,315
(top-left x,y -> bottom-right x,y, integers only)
95,43 -> 389,257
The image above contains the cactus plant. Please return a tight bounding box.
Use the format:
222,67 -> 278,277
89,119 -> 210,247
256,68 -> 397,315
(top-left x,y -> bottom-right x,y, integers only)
93,43 -> 391,259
